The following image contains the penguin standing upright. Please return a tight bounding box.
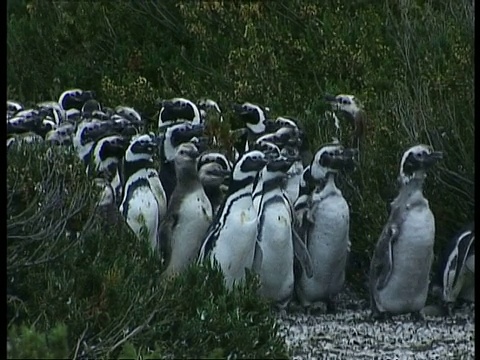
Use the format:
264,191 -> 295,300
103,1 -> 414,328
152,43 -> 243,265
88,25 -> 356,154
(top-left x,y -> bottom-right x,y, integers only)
160,142 -> 213,277
119,134 -> 162,252
198,150 -> 267,289
431,221 -> 475,314
159,122 -> 204,203
253,156 -> 298,308
198,161 -> 231,215
231,102 -> 269,156
72,120 -> 111,166
294,143 -> 356,313
369,144 -> 443,320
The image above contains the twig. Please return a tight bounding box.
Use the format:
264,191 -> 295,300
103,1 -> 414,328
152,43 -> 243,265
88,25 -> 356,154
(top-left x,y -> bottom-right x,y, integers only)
109,310 -> 158,353
73,326 -> 89,360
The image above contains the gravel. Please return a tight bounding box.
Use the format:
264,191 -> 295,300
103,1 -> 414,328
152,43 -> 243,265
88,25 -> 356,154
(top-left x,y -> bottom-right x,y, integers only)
276,288 -> 475,360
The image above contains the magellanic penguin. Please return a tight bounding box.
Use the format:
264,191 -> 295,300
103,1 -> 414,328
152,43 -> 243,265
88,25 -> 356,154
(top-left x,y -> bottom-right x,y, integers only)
231,102 -> 269,156
294,143 -> 356,313
72,120 -> 112,166
197,152 -> 232,215
119,134 -> 162,252
160,142 -> 213,278
157,97 -> 202,131
198,150 -> 268,290
431,221 -> 475,314
90,134 -> 130,204
159,122 -> 205,203
253,155 -> 312,309
369,144 -> 443,320
324,94 -> 367,162
45,122 -> 76,146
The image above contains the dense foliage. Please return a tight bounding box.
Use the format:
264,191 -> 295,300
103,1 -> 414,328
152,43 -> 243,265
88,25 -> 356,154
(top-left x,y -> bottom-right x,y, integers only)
7,0 -> 474,358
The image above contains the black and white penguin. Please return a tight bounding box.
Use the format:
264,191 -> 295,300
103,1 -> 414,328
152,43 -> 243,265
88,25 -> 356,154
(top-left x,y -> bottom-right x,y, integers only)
45,122 -> 76,146
198,150 -> 268,289
253,155 -> 300,308
197,98 -> 225,146
231,102 -> 269,155
90,134 -> 130,204
432,221 -> 475,314
160,122 -> 205,203
157,97 -> 202,131
369,144 -> 443,320
58,88 -> 96,113
160,142 -> 213,277
294,143 -> 356,313
7,100 -> 24,119
72,120 -> 112,166
119,134 -> 162,252
324,94 -> 367,161
197,152 -> 232,214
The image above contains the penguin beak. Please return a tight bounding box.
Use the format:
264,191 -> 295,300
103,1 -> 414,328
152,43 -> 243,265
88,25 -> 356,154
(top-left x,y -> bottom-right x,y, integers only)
324,94 -> 337,103
424,151 -> 444,166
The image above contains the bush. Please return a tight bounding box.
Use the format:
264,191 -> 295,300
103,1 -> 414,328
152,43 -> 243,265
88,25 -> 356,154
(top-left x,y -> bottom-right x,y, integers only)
7,0 -> 474,354
7,143 -> 288,359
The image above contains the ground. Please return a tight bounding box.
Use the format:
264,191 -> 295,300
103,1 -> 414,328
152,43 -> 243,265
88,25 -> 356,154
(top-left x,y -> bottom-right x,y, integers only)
276,287 -> 475,359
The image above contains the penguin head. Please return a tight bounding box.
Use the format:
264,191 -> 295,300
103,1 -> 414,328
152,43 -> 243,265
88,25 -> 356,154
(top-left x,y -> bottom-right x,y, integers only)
197,98 -> 222,115
166,122 -> 205,148
253,139 -> 281,160
199,162 -> 231,188
275,116 -> 300,131
324,94 -> 361,116
264,155 -> 294,181
45,123 -> 75,146
233,150 -> 267,181
198,152 -> 233,173
7,100 -> 24,115
66,108 -> 82,122
310,143 -> 357,181
74,120 -> 112,146
115,106 -> 143,125
81,99 -> 103,118
399,144 -> 443,185
190,136 -> 210,154
273,126 -> 301,148
7,115 -> 39,135
232,102 -> 268,135
174,142 -> 200,172
158,97 -> 202,128
125,133 -> 160,162
59,88 -> 95,111
281,145 -> 302,162
96,135 -> 130,161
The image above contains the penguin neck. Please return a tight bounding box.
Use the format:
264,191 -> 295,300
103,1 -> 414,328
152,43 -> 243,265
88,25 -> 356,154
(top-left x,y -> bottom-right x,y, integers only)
401,171 -> 427,193
262,176 -> 286,194
123,158 -> 154,182
228,176 -> 255,196
203,184 -> 223,210
175,165 -> 200,189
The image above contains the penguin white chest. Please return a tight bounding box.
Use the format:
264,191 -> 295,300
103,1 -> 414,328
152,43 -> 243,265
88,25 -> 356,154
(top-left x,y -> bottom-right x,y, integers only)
211,197 -> 258,286
175,190 -> 213,238
379,205 -> 435,313
255,197 -> 294,303
298,193 -> 350,301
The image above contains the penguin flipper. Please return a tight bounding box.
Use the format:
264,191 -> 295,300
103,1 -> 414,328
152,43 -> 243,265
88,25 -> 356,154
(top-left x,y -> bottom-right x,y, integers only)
292,228 -> 313,278
370,224 -> 399,292
252,241 -> 263,273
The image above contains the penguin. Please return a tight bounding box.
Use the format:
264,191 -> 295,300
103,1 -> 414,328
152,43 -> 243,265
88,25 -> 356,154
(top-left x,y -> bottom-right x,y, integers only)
231,102 -> 269,155
198,161 -> 231,215
119,134 -> 161,252
252,155 -> 299,308
369,144 -> 443,320
72,120 -> 112,166
160,142 -> 213,277
197,98 -> 225,146
45,122 -> 76,146
157,97 -> 202,131
294,143 -> 357,313
281,145 -> 304,206
7,100 -> 24,118
58,88 -> 96,112
159,122 -> 205,203
90,134 -> 130,204
324,94 -> 367,161
275,116 -> 313,166
292,166 -> 313,243
198,150 -> 268,290
431,221 -> 475,314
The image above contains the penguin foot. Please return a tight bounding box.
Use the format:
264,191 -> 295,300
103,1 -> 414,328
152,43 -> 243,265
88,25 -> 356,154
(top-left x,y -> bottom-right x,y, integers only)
326,299 -> 337,314
410,311 -> 425,322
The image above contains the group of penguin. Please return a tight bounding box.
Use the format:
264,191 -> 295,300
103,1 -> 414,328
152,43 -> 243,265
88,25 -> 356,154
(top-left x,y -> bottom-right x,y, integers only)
7,88 -> 474,320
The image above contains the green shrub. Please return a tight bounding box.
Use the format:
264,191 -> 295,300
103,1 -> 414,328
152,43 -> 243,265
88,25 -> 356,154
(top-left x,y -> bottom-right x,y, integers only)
7,0 -> 474,352
7,143 -> 288,359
